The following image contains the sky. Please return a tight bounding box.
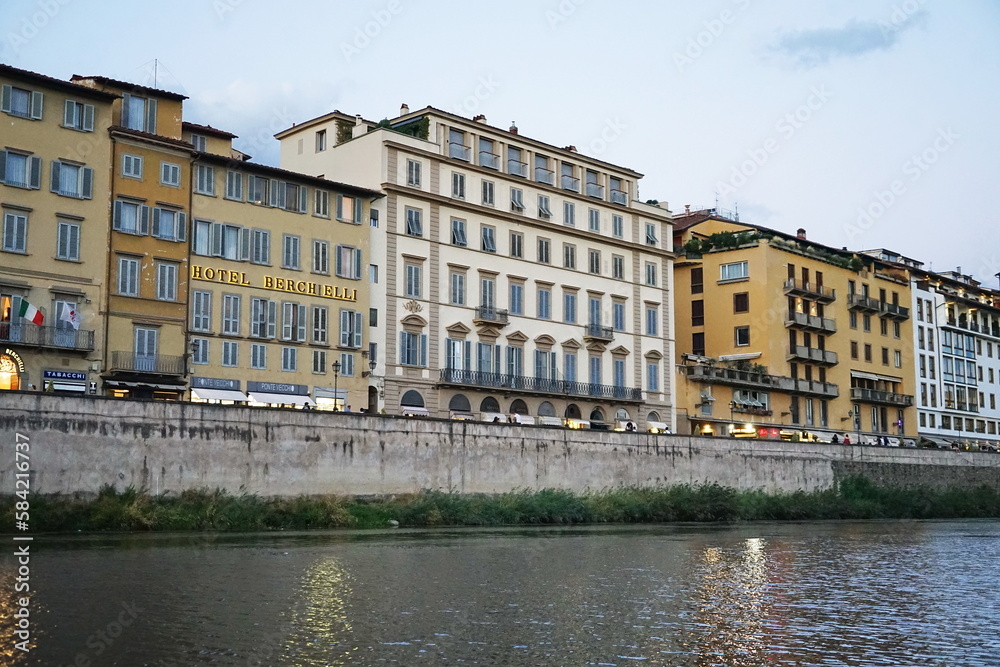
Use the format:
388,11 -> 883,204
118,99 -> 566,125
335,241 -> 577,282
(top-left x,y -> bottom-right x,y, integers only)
4,0 -> 999,285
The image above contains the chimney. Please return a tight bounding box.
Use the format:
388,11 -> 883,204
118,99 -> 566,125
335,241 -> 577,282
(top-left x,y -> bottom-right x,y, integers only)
684,204 -> 691,214
564,145 -> 577,153
796,228 -> 807,240
351,114 -> 367,139
509,121 -> 518,134
473,114 -> 486,123
400,103 -> 409,116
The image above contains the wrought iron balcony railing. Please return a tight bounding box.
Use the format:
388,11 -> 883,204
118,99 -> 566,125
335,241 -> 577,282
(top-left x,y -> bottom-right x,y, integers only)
440,368 -> 642,401
110,351 -> 185,375
0,323 -> 94,351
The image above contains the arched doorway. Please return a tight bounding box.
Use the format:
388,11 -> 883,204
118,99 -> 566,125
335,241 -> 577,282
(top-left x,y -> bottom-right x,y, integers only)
647,411 -> 660,422
564,403 -> 581,419
538,401 -> 555,417
480,396 -> 500,412
589,408 -> 605,422
367,386 -> 378,413
510,399 -> 528,415
449,394 -> 472,411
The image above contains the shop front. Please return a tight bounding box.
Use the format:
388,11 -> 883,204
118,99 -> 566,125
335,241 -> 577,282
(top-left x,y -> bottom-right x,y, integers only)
190,377 -> 250,404
42,370 -> 89,394
0,348 -> 25,391
247,381 -> 315,409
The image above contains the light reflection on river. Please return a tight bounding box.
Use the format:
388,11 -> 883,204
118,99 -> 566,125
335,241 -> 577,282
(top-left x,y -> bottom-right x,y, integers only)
1,520 -> 998,666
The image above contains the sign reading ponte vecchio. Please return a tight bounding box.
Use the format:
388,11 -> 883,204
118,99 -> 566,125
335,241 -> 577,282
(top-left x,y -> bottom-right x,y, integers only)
190,265 -> 358,302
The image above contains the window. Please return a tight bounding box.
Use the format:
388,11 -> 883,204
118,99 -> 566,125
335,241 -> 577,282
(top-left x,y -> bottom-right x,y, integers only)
510,232 -> 523,258
155,162 -> 181,188
250,229 -> 270,265
452,172 -> 466,198
405,263 -> 421,298
338,309 -> 363,348
880,318 -> 888,336
613,302 -> 626,332
118,257 -> 139,296
563,243 -> 576,269
122,154 -> 143,179
691,267 -> 703,294
190,134 -> 207,152
537,287 -> 551,319
882,347 -> 889,365
50,161 -> 94,199
894,350 -> 902,368
733,292 -> 749,313
62,99 -> 95,131
563,201 -> 575,226
312,240 -> 330,274
315,129 -> 327,152
1,151 -> 42,189
370,309 -> 378,328
850,311 -> 858,329
281,347 -> 297,372
588,249 -> 601,275
248,175 -> 269,205
692,332 -> 705,356
56,221 -> 80,261
152,208 -> 186,241
691,300 -> 704,326
510,283 -> 523,315
195,164 -> 215,195
481,180 -> 495,206
537,238 -> 551,264
223,295 -> 241,335
564,352 -> 577,382
336,195 -> 363,223
340,352 -> 358,377
399,331 -> 428,366
851,341 -> 859,359
113,200 -> 149,235
507,146 -> 527,177
405,208 -> 423,236
282,235 -> 301,270
612,214 -> 623,238
511,187 -> 524,211
2,84 -> 43,120
589,208 -> 600,232
370,264 -> 379,283
281,302 -> 306,341
612,255 -> 624,280
481,226 -> 496,252
407,159 -> 421,186
647,361 -> 660,392
864,343 -> 872,362
646,307 -> 658,336
589,355 -> 602,386
191,338 -> 209,365
720,261 -> 749,281
478,137 -> 498,169
893,321 -> 901,338
2,212 -> 27,253
314,190 -> 329,217
863,315 -> 871,332
222,341 -> 238,367
645,262 -> 657,286
561,162 -> 579,191
332,245 -> 361,280
534,153 -> 553,184
155,262 -> 178,301
312,349 -> 327,374
250,298 -> 277,338
645,223 -> 659,246
451,218 -> 467,246
450,272 -> 466,305
219,171 -> 242,201
134,328 -> 158,365
538,194 -> 552,218
735,326 -> 750,346
192,291 -> 212,332
480,277 -> 496,309
564,292 -> 577,324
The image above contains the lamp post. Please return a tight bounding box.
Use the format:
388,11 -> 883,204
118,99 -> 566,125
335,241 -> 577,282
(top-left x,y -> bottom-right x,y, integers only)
729,400 -> 736,437
332,359 -> 341,411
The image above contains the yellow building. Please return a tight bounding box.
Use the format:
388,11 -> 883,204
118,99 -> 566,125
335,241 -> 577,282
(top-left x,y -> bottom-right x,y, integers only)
673,210 -> 916,443
0,64 -> 116,394
184,122 -> 381,410
71,75 -> 193,400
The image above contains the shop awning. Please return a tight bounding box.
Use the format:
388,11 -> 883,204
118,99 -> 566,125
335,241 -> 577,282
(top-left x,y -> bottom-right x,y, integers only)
566,419 -> 591,429
52,382 -> 86,392
920,436 -> 952,448
402,406 -> 429,417
248,392 -> 315,406
538,416 -> 565,427
451,412 -> 476,421
192,388 -> 249,402
646,421 -> 669,433
510,414 -> 536,425
105,380 -> 186,390
481,412 -> 506,423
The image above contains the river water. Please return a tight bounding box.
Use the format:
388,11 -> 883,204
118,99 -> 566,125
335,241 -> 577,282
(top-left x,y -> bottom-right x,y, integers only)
2,520 -> 998,666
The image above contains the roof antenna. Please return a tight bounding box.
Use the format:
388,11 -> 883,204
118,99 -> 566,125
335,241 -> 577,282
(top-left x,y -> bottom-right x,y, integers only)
153,59 -> 158,88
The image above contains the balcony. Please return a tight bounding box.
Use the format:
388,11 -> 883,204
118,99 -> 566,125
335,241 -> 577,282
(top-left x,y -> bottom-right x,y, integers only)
561,174 -> 580,192
680,364 -> 840,397
610,189 -> 627,205
848,293 -> 881,313
586,182 -> 604,199
479,151 -> 499,170
584,323 -> 614,343
850,387 -> 914,407
779,378 -> 840,398
534,166 -> 554,186
110,351 -> 185,375
448,142 -> 471,161
783,278 -> 836,303
880,301 -> 910,321
787,345 -> 838,366
507,159 -> 528,177
473,306 -> 509,327
785,311 -> 837,335
0,323 -> 94,352
440,368 -> 642,402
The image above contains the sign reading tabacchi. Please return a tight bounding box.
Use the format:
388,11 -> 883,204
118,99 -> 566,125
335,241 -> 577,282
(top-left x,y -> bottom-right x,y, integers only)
190,265 -> 358,302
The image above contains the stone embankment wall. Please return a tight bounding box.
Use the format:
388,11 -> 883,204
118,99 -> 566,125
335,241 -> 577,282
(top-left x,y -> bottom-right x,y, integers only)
2,393 -> 998,496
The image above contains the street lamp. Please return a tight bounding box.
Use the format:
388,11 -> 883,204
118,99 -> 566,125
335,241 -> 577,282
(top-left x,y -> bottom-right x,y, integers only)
331,359 -> 341,411
729,400 -> 736,437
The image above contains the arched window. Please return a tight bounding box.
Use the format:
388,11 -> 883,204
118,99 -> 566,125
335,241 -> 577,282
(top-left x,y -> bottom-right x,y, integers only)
480,396 -> 500,412
401,390 -> 424,407
615,408 -> 629,421
538,401 -> 555,417
647,411 -> 661,422
449,394 -> 471,411
510,399 -> 528,414
565,403 -> 581,419
589,408 -> 605,422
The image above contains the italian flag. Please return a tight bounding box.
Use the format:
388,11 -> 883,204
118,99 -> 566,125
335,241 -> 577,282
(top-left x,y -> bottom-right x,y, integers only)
17,299 -> 44,325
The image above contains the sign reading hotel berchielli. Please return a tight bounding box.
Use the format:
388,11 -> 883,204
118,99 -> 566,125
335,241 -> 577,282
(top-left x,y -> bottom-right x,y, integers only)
190,265 -> 358,302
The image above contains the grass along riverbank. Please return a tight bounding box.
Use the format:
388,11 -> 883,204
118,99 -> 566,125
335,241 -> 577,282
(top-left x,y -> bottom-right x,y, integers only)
6,477 -> 1000,533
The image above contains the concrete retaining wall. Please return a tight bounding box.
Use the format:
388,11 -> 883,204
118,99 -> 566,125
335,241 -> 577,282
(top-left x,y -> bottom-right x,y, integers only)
2,393 -> 998,496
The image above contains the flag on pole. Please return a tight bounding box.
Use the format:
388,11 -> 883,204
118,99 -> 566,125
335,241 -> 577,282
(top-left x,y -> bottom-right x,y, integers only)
60,302 -> 81,330
16,299 -> 44,325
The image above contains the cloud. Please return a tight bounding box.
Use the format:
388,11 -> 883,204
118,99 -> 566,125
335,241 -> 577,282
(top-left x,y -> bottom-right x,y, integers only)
771,11 -> 927,69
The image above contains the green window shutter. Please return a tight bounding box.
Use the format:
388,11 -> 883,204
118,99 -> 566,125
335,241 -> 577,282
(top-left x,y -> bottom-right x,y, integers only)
83,104 -> 95,132
50,160 -> 61,193
139,205 -> 150,235
28,156 -> 41,189
151,208 -> 161,237
145,99 -> 157,134
64,99 -> 75,127
177,213 -> 187,242
29,91 -> 43,119
81,167 -> 93,199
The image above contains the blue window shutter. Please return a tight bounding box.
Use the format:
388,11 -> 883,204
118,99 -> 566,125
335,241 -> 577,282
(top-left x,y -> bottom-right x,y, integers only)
83,104 -> 95,132
139,205 -> 150,235
81,167 -> 93,199
120,94 -> 131,127
353,248 -> 362,279
340,309 -> 351,347
151,208 -> 161,237
28,156 -> 41,189
50,160 -> 60,193
299,186 -> 308,213
354,197 -> 363,223
29,91 -> 43,119
464,341 -> 471,371
113,200 -> 122,230
1,85 -> 11,113
420,334 -> 428,367
336,194 -> 343,220
399,332 -> 407,364
177,213 -> 187,241
353,312 -> 363,348
63,99 -> 75,127
267,300 -> 277,338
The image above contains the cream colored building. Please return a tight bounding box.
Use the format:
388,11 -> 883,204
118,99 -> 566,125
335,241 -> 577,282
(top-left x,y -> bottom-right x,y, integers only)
277,107 -> 675,428
0,64 -> 116,394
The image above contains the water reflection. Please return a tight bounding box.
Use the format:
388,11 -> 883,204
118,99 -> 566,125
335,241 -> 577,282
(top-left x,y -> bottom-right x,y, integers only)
0,568 -> 33,664
281,557 -> 354,665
